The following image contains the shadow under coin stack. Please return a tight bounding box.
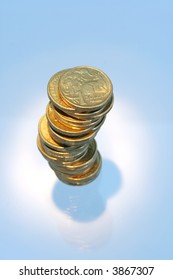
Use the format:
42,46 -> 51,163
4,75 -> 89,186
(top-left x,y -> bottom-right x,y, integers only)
37,66 -> 113,185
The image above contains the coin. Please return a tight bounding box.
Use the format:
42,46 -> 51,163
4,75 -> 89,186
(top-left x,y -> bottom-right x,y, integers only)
49,160 -> 92,176
37,135 -> 87,167
41,138 -> 88,163
57,94 -> 113,121
38,115 -> 69,151
48,124 -> 98,146
52,138 -> 97,170
37,135 -> 60,163
38,115 -> 88,153
74,94 -> 114,120
49,102 -> 102,129
48,138 -> 97,177
59,66 -> 113,112
46,102 -> 93,136
54,151 -> 102,185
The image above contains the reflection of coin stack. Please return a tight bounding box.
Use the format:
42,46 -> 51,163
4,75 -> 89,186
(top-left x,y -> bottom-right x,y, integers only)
37,66 -> 113,185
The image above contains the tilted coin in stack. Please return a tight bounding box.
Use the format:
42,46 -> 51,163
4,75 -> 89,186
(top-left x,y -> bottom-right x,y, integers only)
37,66 -> 113,186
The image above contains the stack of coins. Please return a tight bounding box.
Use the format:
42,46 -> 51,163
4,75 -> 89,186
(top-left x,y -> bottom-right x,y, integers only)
37,66 -> 113,185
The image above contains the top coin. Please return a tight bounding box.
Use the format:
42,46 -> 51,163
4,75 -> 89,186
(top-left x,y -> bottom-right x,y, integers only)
59,66 -> 113,111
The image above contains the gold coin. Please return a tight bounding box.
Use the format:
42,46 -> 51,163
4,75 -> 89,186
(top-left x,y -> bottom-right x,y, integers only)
49,160 -> 92,176
50,138 -> 97,172
40,138 -> 88,162
54,151 -> 102,186
49,102 -> 102,129
49,151 -> 94,176
38,115 -> 87,152
49,140 -> 97,176
92,115 -> 106,131
48,124 -> 97,146
74,94 -> 114,120
59,66 -> 113,112
48,69 -> 75,114
38,115 -> 69,152
46,102 -> 93,137
37,135 -> 60,163
37,135 -> 88,167
57,94 -> 113,121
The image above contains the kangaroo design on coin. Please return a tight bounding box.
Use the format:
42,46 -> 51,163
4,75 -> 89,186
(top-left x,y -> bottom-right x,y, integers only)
59,66 -> 113,110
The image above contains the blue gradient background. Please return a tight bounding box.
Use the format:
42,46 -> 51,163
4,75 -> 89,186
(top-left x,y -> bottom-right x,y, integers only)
0,0 -> 173,259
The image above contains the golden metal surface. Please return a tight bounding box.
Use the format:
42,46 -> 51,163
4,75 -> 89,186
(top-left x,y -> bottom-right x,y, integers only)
48,124 -> 97,146
54,151 -> 102,186
41,139 -> 88,163
49,102 -> 102,129
38,115 -> 67,151
57,139 -> 97,171
48,138 -> 96,175
46,102 -> 93,136
74,94 -> 114,120
38,115 -> 82,152
59,66 -> 113,111
37,135 -> 88,168
48,69 -> 75,114
37,66 -> 113,186
37,135 -> 60,163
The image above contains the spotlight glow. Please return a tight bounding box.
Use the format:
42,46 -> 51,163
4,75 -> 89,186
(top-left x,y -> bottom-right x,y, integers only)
8,94 -> 154,249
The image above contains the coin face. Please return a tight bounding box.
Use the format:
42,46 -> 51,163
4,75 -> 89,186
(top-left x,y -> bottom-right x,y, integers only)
59,66 -> 113,111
